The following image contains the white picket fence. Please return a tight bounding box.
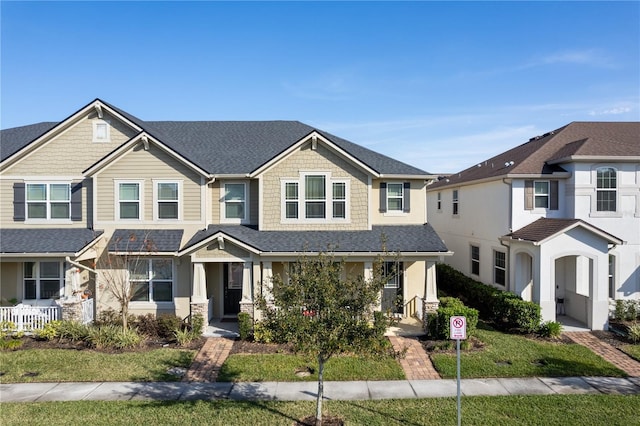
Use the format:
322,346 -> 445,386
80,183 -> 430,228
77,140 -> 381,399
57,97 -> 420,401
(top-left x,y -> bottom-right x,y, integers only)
0,304 -> 62,332
81,298 -> 94,324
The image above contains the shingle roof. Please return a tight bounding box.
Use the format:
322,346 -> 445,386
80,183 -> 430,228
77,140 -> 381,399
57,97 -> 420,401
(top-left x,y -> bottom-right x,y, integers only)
0,228 -> 103,254
182,224 -> 449,254
1,99 -> 429,176
428,122 -> 640,190
108,229 -> 184,253
504,218 -> 621,244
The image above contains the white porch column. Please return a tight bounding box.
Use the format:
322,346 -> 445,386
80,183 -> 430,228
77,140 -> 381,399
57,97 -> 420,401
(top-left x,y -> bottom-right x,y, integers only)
262,261 -> 273,302
364,261 -> 380,310
424,261 -> 440,314
192,262 -> 208,303
241,261 -> 253,303
64,266 -> 80,300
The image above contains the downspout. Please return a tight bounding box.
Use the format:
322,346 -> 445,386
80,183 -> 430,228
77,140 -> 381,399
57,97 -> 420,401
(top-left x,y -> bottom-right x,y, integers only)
501,178 -> 513,292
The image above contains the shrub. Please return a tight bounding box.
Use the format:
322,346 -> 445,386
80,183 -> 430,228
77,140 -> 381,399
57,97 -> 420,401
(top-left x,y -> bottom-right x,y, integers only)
88,324 -> 141,349
625,301 -> 639,321
614,300 -> 626,320
238,312 -> 253,341
157,314 -> 184,339
628,323 -> 640,344
253,321 -> 273,343
96,308 -> 135,327
57,320 -> 90,342
133,313 -> 160,338
190,313 -> 205,336
36,320 -> 62,341
0,339 -> 23,350
538,320 -> 563,339
426,297 -> 479,340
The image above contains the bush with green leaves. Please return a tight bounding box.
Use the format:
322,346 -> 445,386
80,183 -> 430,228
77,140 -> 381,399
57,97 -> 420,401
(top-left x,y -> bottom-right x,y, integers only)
625,301 -> 639,321
538,320 -> 563,339
190,313 -> 204,336
157,314 -> 184,339
253,321 -> 274,343
133,313 -> 160,338
88,324 -> 141,349
628,323 -> 640,344
238,312 -> 253,341
57,320 -> 90,342
425,297 -> 479,340
0,321 -> 23,350
36,320 -> 62,341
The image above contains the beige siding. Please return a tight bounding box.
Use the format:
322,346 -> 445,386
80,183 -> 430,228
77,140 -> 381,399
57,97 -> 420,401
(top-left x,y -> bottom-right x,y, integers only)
0,262 -> 20,302
261,142 -> 369,230
250,180 -> 259,225
193,242 -> 250,259
210,181 -> 221,223
3,111 -> 136,176
371,179 -> 427,225
95,143 -> 203,223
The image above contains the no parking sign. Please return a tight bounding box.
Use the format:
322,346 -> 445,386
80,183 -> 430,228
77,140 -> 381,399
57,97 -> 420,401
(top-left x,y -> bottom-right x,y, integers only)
450,316 -> 467,340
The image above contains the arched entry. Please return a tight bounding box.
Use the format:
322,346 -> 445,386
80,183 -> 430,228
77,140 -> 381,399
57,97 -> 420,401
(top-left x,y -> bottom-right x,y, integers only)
514,252 -> 534,302
554,255 -> 593,326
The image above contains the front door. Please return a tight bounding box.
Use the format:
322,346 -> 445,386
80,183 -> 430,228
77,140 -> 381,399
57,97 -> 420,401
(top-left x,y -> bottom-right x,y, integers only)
223,262 -> 243,315
381,262 -> 403,315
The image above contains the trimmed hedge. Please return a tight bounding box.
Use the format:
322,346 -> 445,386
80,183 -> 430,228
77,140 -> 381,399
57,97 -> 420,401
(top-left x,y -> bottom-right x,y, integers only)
437,263 -> 541,333
425,297 -> 479,340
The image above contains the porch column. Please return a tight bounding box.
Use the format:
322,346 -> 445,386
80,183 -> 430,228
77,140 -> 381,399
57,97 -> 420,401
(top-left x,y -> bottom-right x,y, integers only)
262,261 -> 273,302
64,265 -> 80,300
192,262 -> 208,303
364,261 -> 380,311
241,262 -> 253,303
424,261 -> 439,313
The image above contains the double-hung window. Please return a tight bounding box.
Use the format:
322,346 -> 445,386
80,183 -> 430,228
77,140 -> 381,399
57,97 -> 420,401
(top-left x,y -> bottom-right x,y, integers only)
129,258 -> 173,302
452,190 -> 459,215
24,261 -> 63,300
332,182 -> 346,219
305,175 -> 326,218
471,245 -> 480,276
118,182 -> 141,220
282,173 -> 349,222
156,182 -> 179,220
387,183 -> 404,212
437,192 -> 442,211
26,183 -> 70,220
534,181 -> 549,208
494,251 -> 506,286
222,182 -> 248,223
285,182 -> 299,219
596,167 -> 617,212
379,182 -> 410,214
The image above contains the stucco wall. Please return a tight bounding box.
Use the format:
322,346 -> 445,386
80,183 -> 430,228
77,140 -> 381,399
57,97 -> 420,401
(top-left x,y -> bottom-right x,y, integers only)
371,179 -> 427,225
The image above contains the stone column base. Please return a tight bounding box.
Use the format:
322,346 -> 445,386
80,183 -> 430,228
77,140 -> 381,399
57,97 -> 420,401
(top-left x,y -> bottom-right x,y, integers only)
190,301 -> 208,334
240,301 -> 254,319
422,300 -> 440,334
61,300 -> 83,323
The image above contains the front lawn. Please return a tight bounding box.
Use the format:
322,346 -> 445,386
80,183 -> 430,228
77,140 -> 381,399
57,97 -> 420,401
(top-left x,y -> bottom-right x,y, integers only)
620,344 -> 640,362
0,348 -> 196,383
429,325 -> 627,378
2,395 -> 639,425
218,353 -> 405,382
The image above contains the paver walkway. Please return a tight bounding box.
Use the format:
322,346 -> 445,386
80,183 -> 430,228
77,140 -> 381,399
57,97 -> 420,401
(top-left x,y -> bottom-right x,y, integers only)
388,336 -> 441,380
564,332 -> 640,377
183,337 -> 234,382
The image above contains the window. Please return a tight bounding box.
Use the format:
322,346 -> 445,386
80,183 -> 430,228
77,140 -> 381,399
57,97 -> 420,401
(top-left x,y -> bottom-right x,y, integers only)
24,261 -> 63,300
471,245 -> 480,276
534,181 -> 549,208
156,182 -> 179,220
452,190 -> 459,215
437,192 -> 442,211
609,255 -> 616,299
118,182 -> 141,220
596,167 -> 617,212
223,183 -> 246,221
379,182 -> 410,214
383,261 -> 402,288
26,183 -> 70,220
494,251 -> 506,286
93,120 -> 111,142
129,259 -> 173,302
282,173 -> 349,222
387,183 -> 404,211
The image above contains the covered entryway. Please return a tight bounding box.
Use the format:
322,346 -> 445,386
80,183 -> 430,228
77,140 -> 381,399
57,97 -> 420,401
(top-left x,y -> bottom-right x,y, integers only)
554,255 -> 594,326
223,262 -> 243,316
381,262 -> 404,315
514,252 -> 534,302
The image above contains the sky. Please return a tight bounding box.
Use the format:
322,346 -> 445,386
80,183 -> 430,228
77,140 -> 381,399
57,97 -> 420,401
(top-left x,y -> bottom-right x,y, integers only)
1,1 -> 638,173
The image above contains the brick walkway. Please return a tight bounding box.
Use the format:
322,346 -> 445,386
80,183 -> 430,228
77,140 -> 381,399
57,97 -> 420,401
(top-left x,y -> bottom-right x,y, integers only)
564,332 -> 640,377
183,337 -> 235,382
388,336 -> 441,380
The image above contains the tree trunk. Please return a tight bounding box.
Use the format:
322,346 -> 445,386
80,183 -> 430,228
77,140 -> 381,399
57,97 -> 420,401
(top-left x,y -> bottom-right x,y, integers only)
121,302 -> 128,331
315,355 -> 325,426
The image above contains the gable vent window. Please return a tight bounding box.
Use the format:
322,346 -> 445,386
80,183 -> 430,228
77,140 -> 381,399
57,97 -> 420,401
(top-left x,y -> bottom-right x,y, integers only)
93,120 -> 111,143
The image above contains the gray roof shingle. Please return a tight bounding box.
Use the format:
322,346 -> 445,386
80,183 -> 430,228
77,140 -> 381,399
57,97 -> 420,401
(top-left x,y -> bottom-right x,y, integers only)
182,224 -> 448,254
0,228 -> 103,254
108,229 -> 184,253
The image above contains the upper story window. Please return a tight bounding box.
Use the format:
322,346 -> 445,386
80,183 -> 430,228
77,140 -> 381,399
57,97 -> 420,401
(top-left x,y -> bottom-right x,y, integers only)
222,182 -> 248,223
437,192 -> 442,211
471,245 -> 480,276
534,181 -> 549,208
452,190 -> 459,215
129,258 -> 173,303
379,182 -> 410,214
282,173 -> 349,222
494,250 -> 506,286
596,167 -> 617,212
24,261 -> 63,300
93,120 -> 111,143
117,181 -> 142,220
155,181 -> 180,220
27,183 -> 70,220
525,180 -> 558,211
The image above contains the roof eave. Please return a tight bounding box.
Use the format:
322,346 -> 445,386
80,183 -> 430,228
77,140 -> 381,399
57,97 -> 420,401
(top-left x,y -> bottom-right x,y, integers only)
547,155 -> 640,165
427,171 -> 571,191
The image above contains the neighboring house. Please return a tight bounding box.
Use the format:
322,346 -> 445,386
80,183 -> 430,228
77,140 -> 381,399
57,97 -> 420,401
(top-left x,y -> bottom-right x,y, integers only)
426,122 -> 640,330
0,99 -> 450,324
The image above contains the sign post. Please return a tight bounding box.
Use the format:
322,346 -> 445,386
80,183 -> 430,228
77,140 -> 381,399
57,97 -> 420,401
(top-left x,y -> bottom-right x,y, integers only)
450,316 -> 467,426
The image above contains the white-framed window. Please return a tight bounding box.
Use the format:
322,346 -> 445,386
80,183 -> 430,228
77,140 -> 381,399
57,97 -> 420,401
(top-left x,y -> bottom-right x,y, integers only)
471,245 -> 480,276
221,182 -> 248,223
534,181 -> 549,208
387,183 -> 404,212
129,258 -> 174,302
437,192 -> 442,211
154,181 -> 180,220
380,182 -> 410,214
23,261 -> 63,300
596,167 -> 617,212
494,250 -> 506,286
452,190 -> 459,215
116,181 -> 143,220
281,172 -> 349,222
26,183 -> 71,220
93,119 -> 111,143
383,261 -> 402,288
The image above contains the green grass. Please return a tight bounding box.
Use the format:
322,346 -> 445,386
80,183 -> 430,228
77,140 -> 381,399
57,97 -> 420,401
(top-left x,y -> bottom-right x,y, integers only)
1,395 -> 639,425
218,353 -> 405,382
0,348 -> 196,383
620,344 -> 640,361
431,325 -> 627,378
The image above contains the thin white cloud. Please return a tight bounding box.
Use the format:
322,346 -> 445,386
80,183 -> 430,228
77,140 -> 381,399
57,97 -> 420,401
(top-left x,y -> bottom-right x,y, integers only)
589,106 -> 632,116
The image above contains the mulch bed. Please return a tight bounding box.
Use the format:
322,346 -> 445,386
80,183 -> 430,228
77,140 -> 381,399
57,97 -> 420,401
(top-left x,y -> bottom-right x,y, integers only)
229,339 -> 294,355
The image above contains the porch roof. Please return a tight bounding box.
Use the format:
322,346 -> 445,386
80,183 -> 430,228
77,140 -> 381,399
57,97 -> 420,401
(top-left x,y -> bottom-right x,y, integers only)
181,224 -> 449,255
502,218 -> 623,245
0,228 -> 103,256
108,229 -> 184,254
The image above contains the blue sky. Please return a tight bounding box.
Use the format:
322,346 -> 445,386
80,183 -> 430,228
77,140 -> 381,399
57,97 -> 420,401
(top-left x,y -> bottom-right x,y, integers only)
1,1 -> 638,173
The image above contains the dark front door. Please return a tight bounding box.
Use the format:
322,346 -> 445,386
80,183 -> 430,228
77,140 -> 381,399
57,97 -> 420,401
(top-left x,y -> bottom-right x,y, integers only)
223,262 -> 242,315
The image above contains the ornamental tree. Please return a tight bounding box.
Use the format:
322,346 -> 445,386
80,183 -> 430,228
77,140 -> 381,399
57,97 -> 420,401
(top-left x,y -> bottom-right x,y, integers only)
257,251 -> 396,426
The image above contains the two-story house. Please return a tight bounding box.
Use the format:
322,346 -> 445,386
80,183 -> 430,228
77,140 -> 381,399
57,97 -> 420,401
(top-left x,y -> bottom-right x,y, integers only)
1,99 -> 450,324
426,122 -> 639,330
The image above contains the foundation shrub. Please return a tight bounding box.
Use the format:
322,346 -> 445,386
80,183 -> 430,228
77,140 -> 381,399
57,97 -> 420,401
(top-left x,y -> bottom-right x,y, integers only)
157,314 -> 184,339
238,312 -> 253,341
425,297 -> 479,340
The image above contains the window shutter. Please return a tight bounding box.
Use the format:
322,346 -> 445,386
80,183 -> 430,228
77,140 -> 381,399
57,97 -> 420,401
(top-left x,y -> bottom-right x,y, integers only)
71,181 -> 83,221
550,180 -> 558,210
403,182 -> 411,213
379,182 -> 387,213
13,182 -> 25,221
524,180 -> 533,210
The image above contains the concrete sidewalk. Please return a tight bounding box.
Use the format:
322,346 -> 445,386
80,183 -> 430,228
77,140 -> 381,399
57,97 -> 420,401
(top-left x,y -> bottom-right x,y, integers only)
2,377 -> 639,403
